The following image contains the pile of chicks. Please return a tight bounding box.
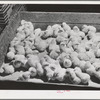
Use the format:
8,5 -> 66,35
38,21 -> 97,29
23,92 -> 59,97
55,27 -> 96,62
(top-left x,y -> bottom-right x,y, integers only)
1,20 -> 100,85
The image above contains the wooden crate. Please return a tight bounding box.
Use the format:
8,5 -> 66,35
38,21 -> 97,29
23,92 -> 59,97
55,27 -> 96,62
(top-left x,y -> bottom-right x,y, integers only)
1,11 -> 100,89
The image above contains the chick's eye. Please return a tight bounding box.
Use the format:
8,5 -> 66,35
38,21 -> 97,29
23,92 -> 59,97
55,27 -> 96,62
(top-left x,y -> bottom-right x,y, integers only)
50,66 -> 55,71
66,71 -> 69,75
53,73 -> 59,77
61,43 -> 66,47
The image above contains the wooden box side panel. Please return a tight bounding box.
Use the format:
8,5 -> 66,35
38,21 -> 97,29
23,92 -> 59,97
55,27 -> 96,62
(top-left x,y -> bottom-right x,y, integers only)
20,12 -> 100,24
20,12 -> 100,31
0,13 -> 21,67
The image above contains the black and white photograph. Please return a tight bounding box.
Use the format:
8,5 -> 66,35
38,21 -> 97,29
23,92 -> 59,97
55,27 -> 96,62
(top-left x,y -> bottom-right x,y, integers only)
1,1 -> 100,94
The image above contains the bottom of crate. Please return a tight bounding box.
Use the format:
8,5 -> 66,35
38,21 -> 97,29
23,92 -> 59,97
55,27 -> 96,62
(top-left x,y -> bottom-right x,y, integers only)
0,71 -> 100,90
0,80 -> 99,90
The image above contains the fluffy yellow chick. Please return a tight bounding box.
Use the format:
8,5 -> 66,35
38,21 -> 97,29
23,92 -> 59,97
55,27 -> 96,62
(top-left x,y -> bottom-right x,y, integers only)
25,46 -> 33,55
7,51 -> 15,60
13,55 -> 27,69
73,26 -> 80,32
53,68 -> 67,82
90,57 -> 96,64
70,37 -> 81,47
49,38 -> 60,52
16,32 -> 26,40
87,31 -> 95,40
34,28 -> 42,37
71,51 -> 78,57
91,35 -> 100,44
34,37 -> 48,52
56,35 -> 67,44
21,20 -> 26,25
93,62 -> 100,71
76,45 -> 86,53
46,38 -> 54,45
0,63 -> 5,73
29,33 -> 35,40
23,61 -> 30,69
57,52 -> 70,63
78,52 -> 89,61
88,25 -> 96,33
52,24 -> 64,37
95,49 -> 100,58
74,67 -> 90,84
13,60 -> 23,69
58,31 -> 68,38
27,55 -> 39,68
36,62 -> 44,76
0,68 -> 4,73
70,54 -> 80,67
49,50 -> 59,60
93,70 -> 100,80
3,63 -> 15,74
42,25 -> 53,38
62,22 -> 71,31
79,60 -> 86,71
29,67 -> 37,77
32,50 -> 39,55
25,36 -> 34,43
41,55 -> 51,64
18,71 -> 31,81
84,61 -> 96,75
47,63 -> 61,72
78,31 -> 85,39
59,42 -> 72,54
42,55 -> 60,66
24,41 -> 33,49
52,24 -> 63,31
26,21 -> 34,31
15,54 -> 26,61
66,68 -> 81,84
70,34 -> 81,42
82,24 -> 89,34
86,49 -> 95,59
63,58 -> 72,68
24,28 -> 32,36
40,57 -> 49,68
53,29 -> 59,38
44,66 -> 54,81
10,38 -> 21,47
15,45 -> 25,55
17,25 -> 24,32
13,58 -> 27,69
9,46 -> 16,53
19,41 -> 25,47
84,40 -> 93,51
68,30 -> 76,36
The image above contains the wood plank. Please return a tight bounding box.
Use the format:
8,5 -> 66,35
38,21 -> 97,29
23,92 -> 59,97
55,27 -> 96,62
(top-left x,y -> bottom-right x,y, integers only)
0,13 -> 20,67
20,12 -> 100,24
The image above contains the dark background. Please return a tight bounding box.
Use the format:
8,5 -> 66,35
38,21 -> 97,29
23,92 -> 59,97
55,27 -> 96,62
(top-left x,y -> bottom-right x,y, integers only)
26,4 -> 100,13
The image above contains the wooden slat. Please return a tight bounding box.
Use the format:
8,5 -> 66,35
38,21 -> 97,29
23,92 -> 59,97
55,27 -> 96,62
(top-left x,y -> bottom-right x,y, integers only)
0,13 -> 20,67
20,11 -> 100,24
